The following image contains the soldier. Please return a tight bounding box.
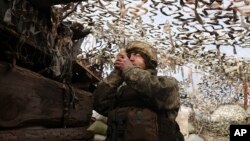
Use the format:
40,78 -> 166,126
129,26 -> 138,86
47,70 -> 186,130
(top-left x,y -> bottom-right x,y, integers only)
93,40 -> 184,141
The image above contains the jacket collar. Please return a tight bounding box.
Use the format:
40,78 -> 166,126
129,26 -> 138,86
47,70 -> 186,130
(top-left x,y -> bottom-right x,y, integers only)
146,69 -> 157,75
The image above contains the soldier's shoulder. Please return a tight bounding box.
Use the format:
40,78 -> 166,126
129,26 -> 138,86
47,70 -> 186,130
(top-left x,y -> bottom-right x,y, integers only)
158,76 -> 178,83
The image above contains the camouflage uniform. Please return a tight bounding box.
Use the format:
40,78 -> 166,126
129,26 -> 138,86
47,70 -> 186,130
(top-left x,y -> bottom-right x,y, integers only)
93,41 -> 184,141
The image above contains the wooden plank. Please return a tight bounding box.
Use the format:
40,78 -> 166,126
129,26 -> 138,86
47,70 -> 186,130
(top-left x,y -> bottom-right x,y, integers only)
0,127 -> 94,141
0,61 -> 93,128
75,60 -> 101,82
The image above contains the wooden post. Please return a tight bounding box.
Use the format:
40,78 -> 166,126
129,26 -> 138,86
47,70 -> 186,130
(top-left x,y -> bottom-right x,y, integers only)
0,61 -> 93,128
244,78 -> 248,110
0,127 -> 94,141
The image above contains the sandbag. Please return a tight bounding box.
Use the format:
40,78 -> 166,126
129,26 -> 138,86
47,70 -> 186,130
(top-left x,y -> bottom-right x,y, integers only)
87,120 -> 107,136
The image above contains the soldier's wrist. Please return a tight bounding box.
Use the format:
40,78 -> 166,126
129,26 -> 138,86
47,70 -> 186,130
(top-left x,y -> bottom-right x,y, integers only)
103,69 -> 123,87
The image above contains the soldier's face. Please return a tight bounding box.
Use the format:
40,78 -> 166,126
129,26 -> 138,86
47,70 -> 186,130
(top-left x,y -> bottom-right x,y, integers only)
128,52 -> 146,69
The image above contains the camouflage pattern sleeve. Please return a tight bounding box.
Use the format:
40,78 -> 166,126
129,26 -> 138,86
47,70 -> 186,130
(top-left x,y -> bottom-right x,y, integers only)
123,66 -> 180,113
93,70 -> 123,116
103,69 -> 123,88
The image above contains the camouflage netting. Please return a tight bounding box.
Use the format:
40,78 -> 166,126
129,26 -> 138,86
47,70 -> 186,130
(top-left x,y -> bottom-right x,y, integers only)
2,0 -> 82,82
2,0 -> 249,86
53,0 -> 250,115
61,0 -> 250,81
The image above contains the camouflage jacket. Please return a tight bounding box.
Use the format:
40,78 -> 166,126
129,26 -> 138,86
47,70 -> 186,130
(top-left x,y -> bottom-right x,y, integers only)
93,66 -> 180,120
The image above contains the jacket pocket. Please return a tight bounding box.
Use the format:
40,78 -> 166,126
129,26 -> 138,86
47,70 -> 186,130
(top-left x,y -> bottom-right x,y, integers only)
124,108 -> 158,141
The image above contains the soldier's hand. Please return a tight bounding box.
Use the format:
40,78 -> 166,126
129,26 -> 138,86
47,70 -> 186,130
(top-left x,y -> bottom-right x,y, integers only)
114,53 -> 133,71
